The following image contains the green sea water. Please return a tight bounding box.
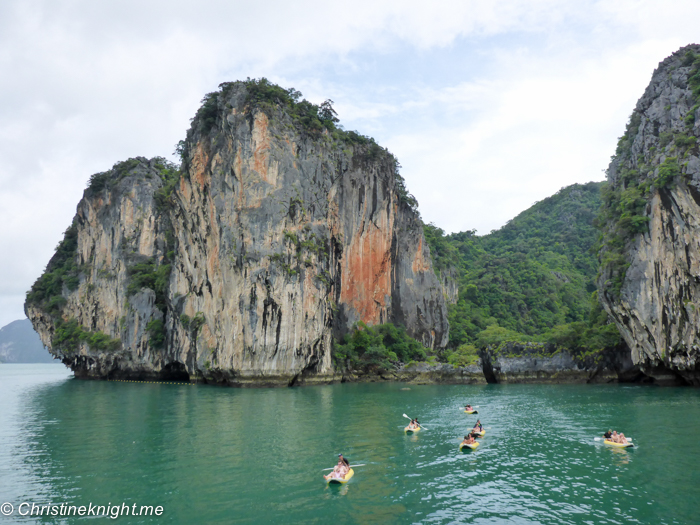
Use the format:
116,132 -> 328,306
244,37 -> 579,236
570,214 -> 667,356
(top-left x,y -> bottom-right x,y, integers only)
1,364 -> 699,524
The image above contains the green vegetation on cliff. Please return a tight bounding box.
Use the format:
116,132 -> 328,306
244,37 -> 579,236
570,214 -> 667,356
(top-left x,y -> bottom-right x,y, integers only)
333,322 -> 428,373
425,182 -> 622,358
26,157 -> 181,354
26,222 -> 80,314
26,223 -> 121,354
597,49 -> 700,300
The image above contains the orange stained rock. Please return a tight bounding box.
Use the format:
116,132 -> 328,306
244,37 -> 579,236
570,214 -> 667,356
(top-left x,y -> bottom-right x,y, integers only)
302,270 -> 318,313
340,222 -> 392,324
179,176 -> 190,201
192,144 -> 210,187
252,112 -> 271,182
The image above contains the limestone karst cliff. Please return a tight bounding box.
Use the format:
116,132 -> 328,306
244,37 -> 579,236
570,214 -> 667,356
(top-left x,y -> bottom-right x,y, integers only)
25,80 -> 449,384
597,44 -> 700,385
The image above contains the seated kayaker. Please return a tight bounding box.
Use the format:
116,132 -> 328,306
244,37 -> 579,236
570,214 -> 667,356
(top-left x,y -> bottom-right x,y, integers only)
465,404 -> 473,411
617,433 -> 629,445
324,454 -> 350,480
461,434 -> 476,445
603,430 -> 613,439
473,420 -> 483,432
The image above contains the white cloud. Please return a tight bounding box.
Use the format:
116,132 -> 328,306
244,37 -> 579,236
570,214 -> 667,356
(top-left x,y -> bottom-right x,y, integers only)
387,38 -> 687,234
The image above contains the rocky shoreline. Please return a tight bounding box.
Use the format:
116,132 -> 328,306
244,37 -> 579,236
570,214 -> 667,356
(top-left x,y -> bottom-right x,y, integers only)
322,346 -> 651,386
66,344 -> 655,387
57,335 -> 673,386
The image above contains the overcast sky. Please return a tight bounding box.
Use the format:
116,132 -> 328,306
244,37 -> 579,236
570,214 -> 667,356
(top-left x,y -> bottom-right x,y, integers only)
1,0 -> 699,327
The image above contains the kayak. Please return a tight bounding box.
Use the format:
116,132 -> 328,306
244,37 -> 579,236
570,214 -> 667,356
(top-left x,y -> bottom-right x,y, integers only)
471,429 -> 485,437
464,409 -> 478,414
327,468 -> 354,484
405,425 -> 421,433
459,441 -> 479,450
604,439 -> 633,448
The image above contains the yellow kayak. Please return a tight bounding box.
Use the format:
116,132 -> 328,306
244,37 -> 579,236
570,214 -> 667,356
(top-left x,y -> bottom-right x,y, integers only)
327,468 -> 354,484
471,429 -> 485,437
604,439 -> 633,448
404,425 -> 421,433
464,409 -> 478,414
459,441 -> 479,450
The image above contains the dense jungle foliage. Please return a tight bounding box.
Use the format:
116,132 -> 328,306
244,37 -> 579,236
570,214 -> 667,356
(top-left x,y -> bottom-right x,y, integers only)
425,182 -> 622,360
333,322 -> 429,373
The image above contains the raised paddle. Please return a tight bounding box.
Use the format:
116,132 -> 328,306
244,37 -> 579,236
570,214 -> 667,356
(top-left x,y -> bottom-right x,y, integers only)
322,464 -> 366,470
403,413 -> 429,430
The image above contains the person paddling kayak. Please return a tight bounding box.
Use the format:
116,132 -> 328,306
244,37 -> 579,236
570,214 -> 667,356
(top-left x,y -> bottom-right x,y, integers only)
472,420 -> 483,432
324,454 -> 350,481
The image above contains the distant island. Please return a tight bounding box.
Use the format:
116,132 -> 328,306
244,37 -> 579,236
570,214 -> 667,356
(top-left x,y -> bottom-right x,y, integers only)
0,319 -> 54,363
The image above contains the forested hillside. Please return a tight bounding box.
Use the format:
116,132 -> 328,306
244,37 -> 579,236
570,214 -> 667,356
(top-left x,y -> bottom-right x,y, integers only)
425,182 -> 622,364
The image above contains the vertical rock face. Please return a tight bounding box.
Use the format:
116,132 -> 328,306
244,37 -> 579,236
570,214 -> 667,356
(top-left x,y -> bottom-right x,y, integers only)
25,81 -> 449,384
597,45 -> 700,385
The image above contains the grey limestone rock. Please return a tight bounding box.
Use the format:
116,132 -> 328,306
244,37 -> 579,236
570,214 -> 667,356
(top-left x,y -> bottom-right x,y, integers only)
597,44 -> 700,385
25,82 -> 449,385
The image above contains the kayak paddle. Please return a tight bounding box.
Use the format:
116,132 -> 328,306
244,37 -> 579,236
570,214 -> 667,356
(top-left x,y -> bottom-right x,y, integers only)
322,464 -> 365,470
403,413 -> 429,430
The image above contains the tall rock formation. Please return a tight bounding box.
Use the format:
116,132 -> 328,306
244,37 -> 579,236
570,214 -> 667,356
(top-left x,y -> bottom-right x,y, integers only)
25,80 -> 449,385
597,45 -> 700,385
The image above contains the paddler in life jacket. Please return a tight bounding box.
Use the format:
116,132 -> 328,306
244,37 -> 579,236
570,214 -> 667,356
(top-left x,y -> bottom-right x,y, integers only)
324,454 -> 350,480
473,420 -> 483,432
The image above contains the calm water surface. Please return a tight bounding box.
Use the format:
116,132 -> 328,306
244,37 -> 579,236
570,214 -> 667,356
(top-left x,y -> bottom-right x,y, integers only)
1,364 -> 699,524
